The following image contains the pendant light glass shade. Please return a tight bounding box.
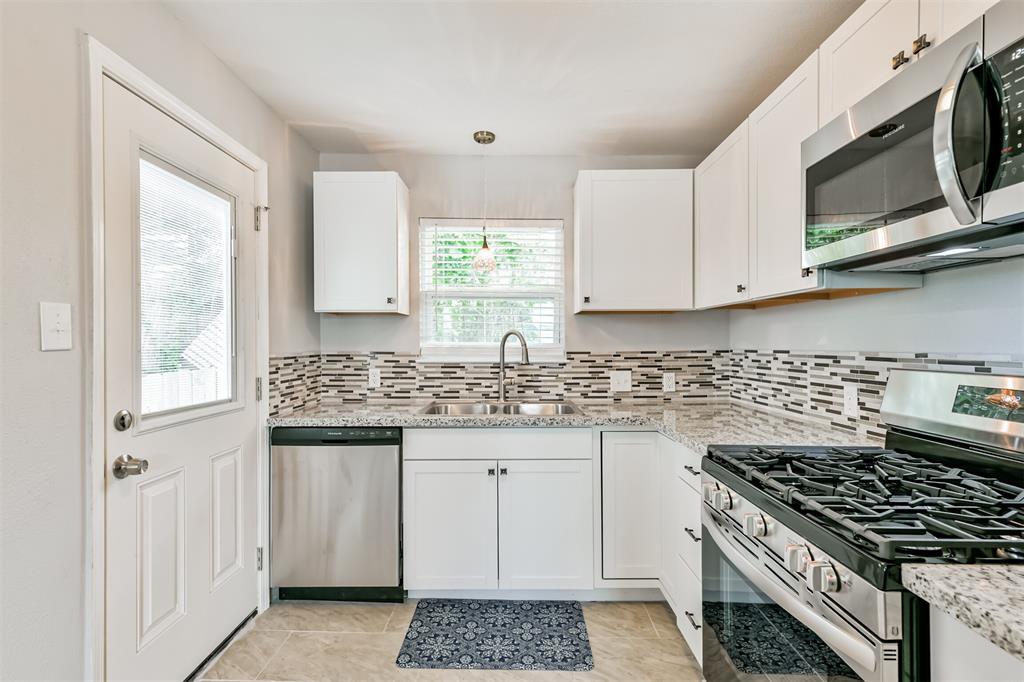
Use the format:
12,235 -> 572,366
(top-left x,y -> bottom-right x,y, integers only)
472,229 -> 497,273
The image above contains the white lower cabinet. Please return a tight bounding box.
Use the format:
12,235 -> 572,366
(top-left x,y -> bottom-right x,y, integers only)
403,459 -> 499,590
659,435 -> 704,665
403,446 -> 593,591
601,432 -> 661,579
498,459 -> 593,590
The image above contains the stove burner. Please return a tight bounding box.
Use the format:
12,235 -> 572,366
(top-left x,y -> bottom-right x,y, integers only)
709,445 -> 1024,562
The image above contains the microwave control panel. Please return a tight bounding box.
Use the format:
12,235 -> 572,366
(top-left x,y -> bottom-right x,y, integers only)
991,35 -> 1024,191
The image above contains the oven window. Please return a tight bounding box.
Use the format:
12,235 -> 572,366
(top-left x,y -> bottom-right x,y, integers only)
702,529 -> 863,681
805,70 -> 987,252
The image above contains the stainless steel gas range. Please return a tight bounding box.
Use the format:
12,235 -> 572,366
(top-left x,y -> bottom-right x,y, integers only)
700,369 -> 1024,682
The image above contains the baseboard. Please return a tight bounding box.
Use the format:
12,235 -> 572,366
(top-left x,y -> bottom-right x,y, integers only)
406,587 -> 664,601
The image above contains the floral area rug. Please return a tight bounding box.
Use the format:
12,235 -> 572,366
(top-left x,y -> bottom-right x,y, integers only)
395,598 -> 594,671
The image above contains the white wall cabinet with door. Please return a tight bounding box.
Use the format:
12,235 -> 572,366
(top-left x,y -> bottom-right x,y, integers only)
403,429 -> 593,591
600,432 -> 661,580
314,171 -> 409,314
818,0 -> 995,128
574,169 -> 694,312
695,121 -> 750,308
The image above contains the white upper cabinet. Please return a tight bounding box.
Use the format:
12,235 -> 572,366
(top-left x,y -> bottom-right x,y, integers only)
818,0 -> 920,127
314,171 -> 409,314
574,169 -> 694,312
818,0 -> 995,128
695,121 -> 750,308
749,52 -> 821,299
919,0 -> 999,49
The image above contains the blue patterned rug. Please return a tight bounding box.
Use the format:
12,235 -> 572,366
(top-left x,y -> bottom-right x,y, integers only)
395,598 -> 594,671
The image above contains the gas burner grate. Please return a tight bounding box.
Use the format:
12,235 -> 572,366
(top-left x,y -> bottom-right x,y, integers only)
709,445 -> 1024,562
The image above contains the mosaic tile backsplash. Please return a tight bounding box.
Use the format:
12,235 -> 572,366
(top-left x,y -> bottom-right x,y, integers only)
269,350 -> 1023,440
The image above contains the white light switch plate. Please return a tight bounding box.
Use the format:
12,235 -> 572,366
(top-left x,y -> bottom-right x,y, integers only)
39,302 -> 72,351
368,367 -> 382,389
843,384 -> 859,418
610,370 -> 632,393
662,373 -> 677,392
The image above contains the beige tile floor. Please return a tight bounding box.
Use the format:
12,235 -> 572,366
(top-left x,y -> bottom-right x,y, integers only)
199,600 -> 702,681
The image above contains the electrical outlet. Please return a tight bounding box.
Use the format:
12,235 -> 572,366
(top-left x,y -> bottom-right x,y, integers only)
368,367 -> 381,389
610,370 -> 632,393
662,373 -> 677,392
39,302 -> 72,351
843,384 -> 859,418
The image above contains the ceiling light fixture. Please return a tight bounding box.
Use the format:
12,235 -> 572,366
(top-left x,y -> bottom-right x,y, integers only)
472,131 -> 497,274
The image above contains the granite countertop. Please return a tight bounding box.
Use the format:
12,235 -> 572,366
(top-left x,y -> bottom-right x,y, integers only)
268,399 -> 876,452
902,564 -> 1024,661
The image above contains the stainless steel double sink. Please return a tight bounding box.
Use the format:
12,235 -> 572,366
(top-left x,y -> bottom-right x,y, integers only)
420,401 -> 582,416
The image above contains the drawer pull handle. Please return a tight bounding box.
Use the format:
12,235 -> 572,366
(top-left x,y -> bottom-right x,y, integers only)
684,611 -> 701,630
683,465 -> 700,477
685,527 -> 702,543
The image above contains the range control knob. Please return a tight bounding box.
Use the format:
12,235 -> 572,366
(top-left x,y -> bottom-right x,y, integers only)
742,513 -> 768,537
784,543 -> 810,573
712,488 -> 734,511
702,483 -> 718,504
806,560 -> 841,593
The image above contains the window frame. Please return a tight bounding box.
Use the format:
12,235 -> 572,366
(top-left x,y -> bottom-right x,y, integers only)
418,217 -> 566,364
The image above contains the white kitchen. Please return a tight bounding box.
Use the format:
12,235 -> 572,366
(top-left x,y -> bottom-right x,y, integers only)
2,1 -> 1024,681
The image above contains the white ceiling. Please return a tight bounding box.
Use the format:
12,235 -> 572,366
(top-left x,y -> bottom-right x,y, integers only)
166,0 -> 859,157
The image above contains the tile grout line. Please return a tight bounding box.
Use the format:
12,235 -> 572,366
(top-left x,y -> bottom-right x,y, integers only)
380,603 -> 398,633
640,602 -> 664,639
251,630 -> 293,681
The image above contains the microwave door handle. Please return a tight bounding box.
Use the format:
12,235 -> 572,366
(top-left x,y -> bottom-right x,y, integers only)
702,508 -> 878,675
933,41 -> 983,225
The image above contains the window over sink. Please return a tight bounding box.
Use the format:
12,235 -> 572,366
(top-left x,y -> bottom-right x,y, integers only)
419,218 -> 564,362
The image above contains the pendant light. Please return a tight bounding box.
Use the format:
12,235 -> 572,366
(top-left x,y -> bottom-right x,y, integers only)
472,131 -> 497,274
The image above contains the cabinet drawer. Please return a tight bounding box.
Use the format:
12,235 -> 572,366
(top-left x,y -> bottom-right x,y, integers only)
404,428 -> 592,461
674,442 -> 703,493
674,558 -> 703,663
673,481 -> 703,577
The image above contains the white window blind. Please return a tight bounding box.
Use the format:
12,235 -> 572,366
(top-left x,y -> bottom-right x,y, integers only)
419,218 -> 565,361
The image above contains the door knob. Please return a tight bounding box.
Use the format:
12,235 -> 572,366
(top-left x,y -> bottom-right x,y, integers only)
112,454 -> 149,479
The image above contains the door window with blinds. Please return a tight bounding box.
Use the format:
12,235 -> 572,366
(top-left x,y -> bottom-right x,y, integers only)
138,152 -> 236,416
419,218 -> 564,361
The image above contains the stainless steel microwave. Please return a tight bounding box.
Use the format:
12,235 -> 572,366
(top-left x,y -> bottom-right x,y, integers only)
802,0 -> 1024,272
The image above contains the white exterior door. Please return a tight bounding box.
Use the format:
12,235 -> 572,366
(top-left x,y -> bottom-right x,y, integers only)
497,459 -> 594,590
102,77 -> 258,680
403,459 -> 499,590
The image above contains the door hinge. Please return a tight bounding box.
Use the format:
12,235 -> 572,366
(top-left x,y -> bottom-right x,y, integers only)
256,547 -> 264,572
254,205 -> 269,231
256,376 -> 263,402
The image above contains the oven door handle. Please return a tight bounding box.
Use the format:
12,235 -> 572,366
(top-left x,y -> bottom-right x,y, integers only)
933,41 -> 983,225
702,508 -> 877,675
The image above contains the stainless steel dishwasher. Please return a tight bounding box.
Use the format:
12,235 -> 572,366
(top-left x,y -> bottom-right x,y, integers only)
270,427 -> 402,602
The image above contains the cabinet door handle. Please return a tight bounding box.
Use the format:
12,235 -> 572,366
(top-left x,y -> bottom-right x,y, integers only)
912,33 -> 931,55
683,465 -> 700,477
386,297 -> 395,305
801,267 -> 814,278
684,611 -> 701,630
736,284 -> 746,293
685,527 -> 702,543
583,296 -> 591,304
891,50 -> 910,70
499,467 -> 508,476
487,468 -> 496,476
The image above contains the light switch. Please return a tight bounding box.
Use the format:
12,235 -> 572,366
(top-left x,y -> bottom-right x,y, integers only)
40,302 -> 72,351
610,370 -> 632,393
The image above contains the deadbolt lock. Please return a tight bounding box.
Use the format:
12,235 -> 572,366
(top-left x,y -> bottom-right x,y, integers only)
113,409 -> 134,432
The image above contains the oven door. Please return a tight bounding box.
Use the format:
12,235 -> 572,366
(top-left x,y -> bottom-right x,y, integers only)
701,507 -> 899,682
801,17 -> 988,270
